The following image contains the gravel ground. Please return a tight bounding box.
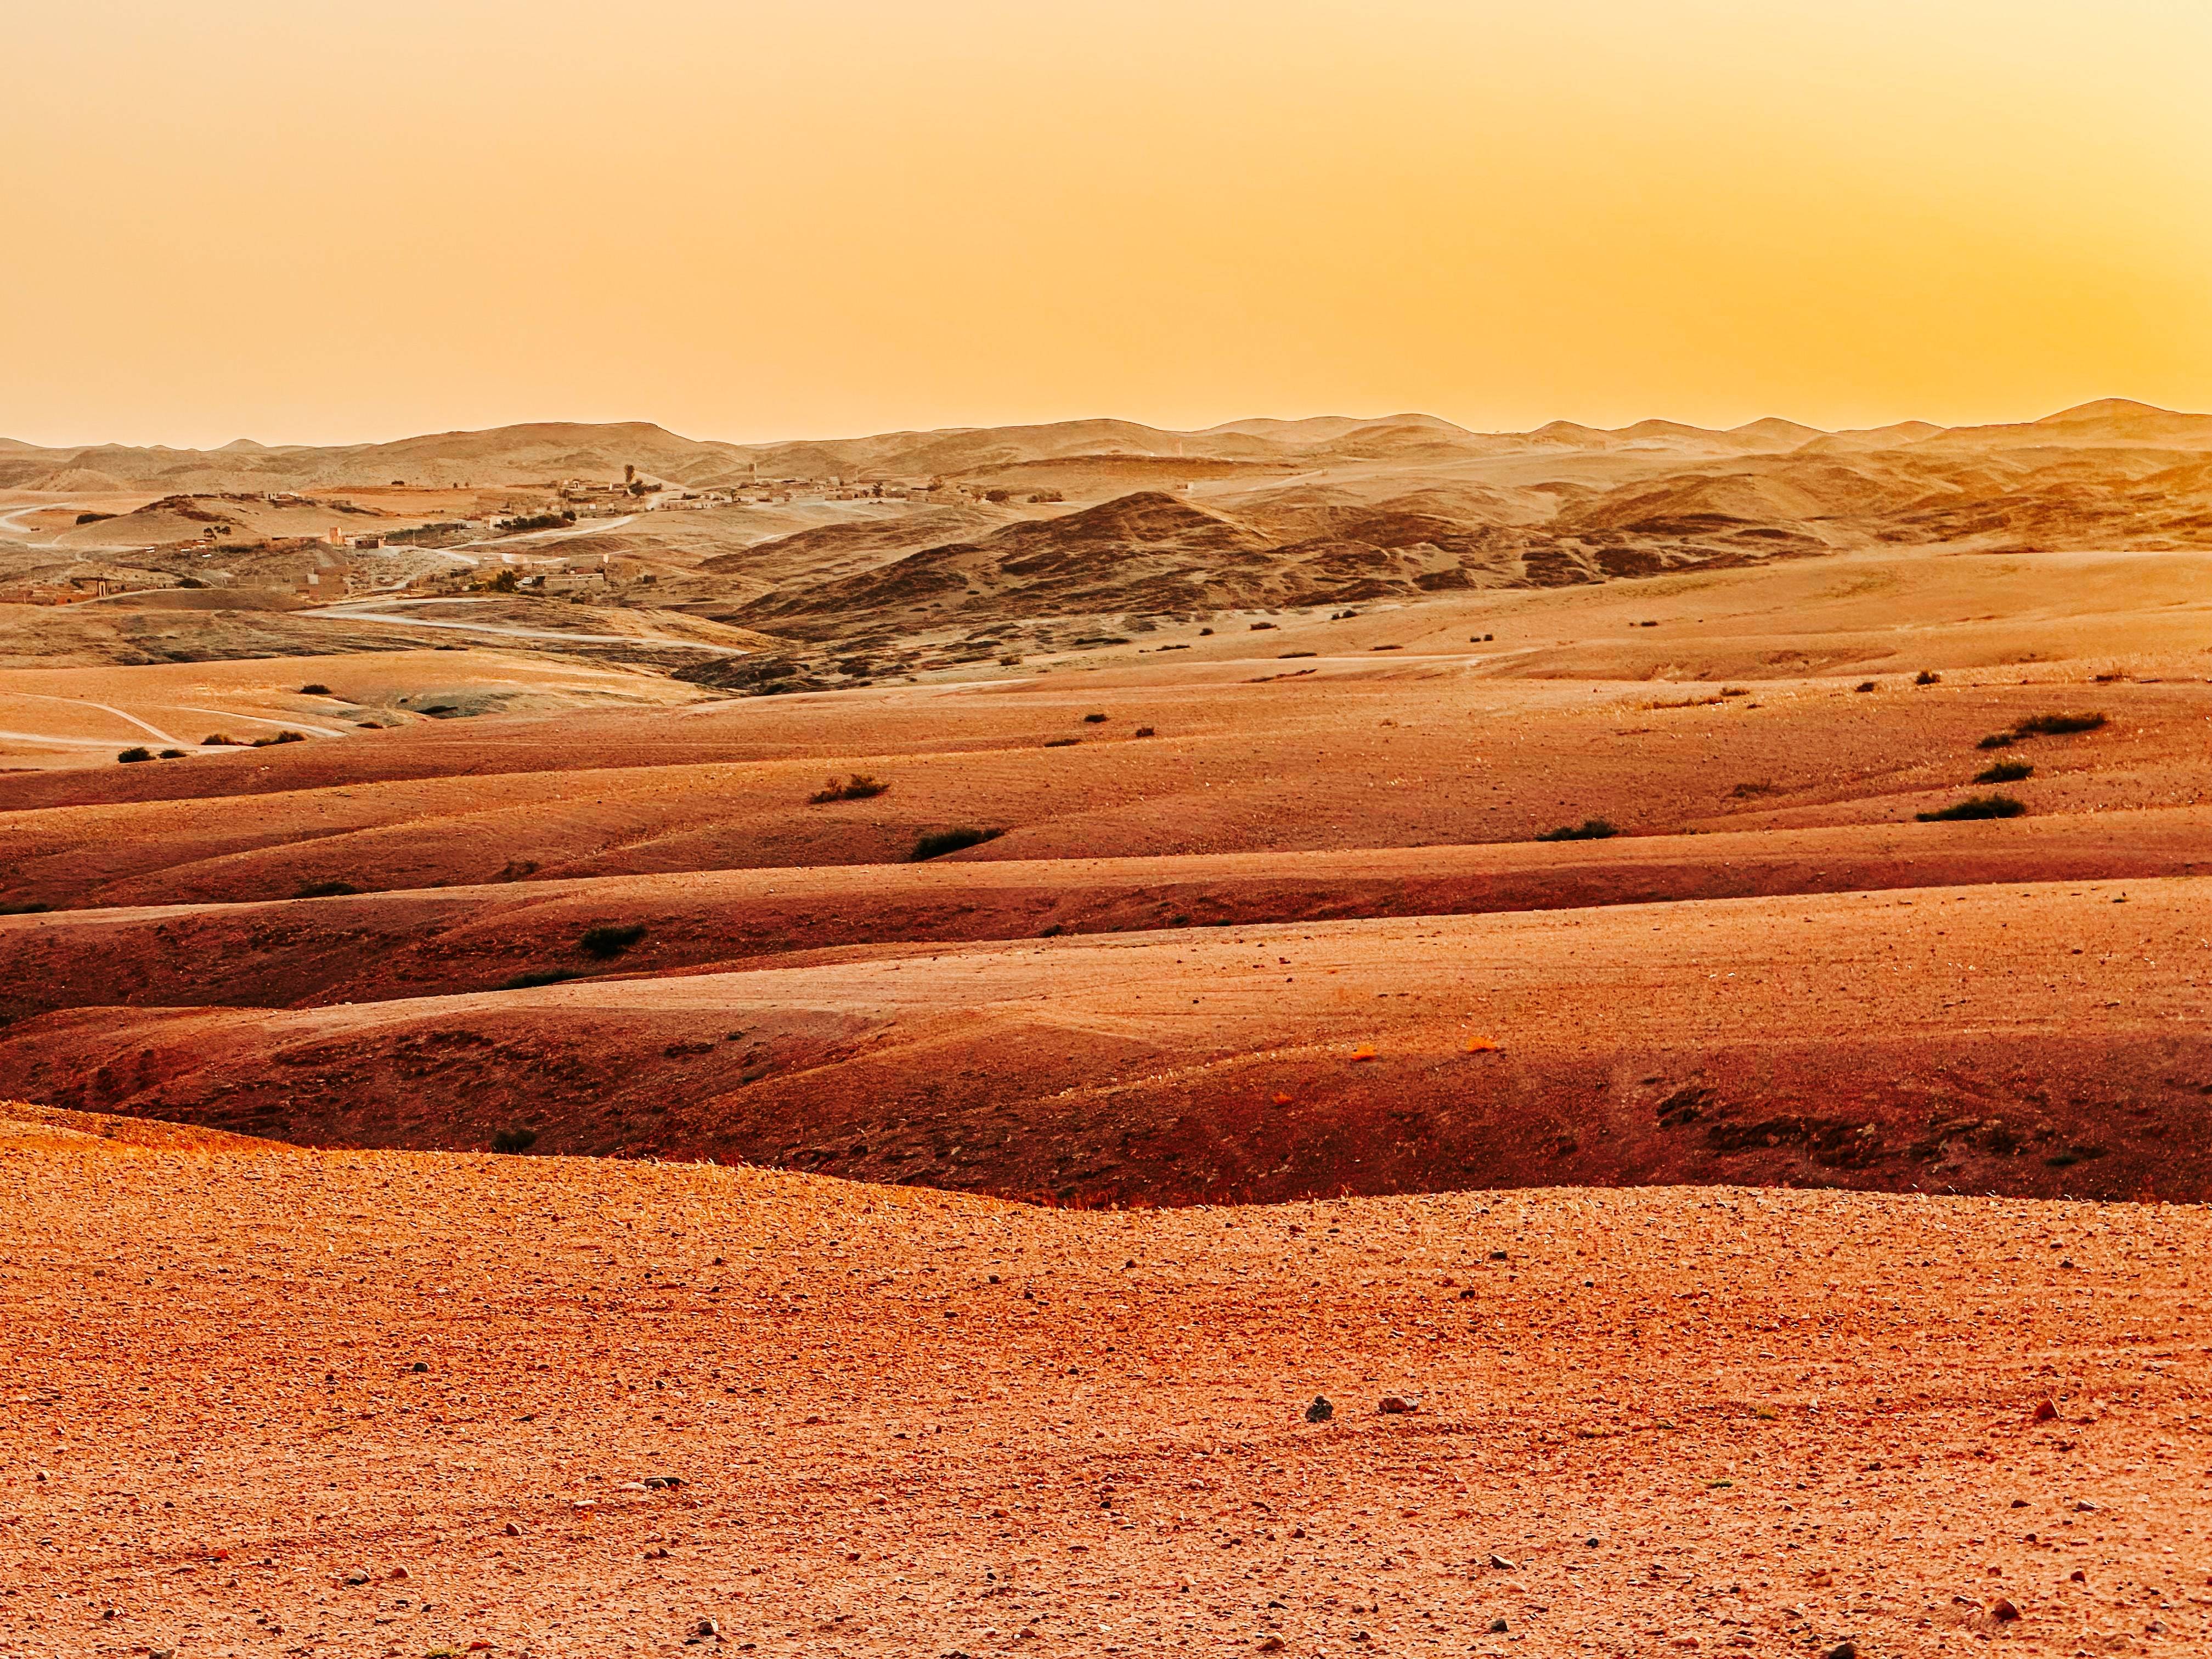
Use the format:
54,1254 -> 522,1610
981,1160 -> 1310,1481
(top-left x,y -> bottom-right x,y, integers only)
3,1125 -> 2205,1657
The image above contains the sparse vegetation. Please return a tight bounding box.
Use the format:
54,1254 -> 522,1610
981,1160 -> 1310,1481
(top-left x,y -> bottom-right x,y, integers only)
295,881 -> 359,899
490,1127 -> 539,1154
1044,736 -> 1079,747
1730,780 -> 1779,798
1854,680 -> 1876,692
2013,711 -> 2107,736
1132,726 -> 1155,737
251,730 -> 307,747
579,923 -> 647,960
157,748 -> 187,759
504,968 -> 584,990
911,827 -> 1004,861
1976,731 -> 2016,749
1914,670 -> 1941,685
1536,819 -> 1618,842
1916,794 -> 2027,822
117,747 -> 153,764
1975,759 -> 2034,783
1082,712 -> 1107,724
809,773 -> 888,803
201,732 -> 244,746
298,682 -> 332,696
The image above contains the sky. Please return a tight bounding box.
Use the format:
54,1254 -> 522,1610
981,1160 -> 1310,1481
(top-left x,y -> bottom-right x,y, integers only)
4,0 -> 2209,449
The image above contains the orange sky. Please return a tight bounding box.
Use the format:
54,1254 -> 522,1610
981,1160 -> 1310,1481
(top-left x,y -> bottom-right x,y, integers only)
4,1 -> 2208,449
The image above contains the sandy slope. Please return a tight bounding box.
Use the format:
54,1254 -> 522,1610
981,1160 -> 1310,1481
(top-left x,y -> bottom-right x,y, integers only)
1,1139 -> 2205,1657
4,811 -> 2208,1018
0,665 -> 2199,910
6,880 -> 2205,1203
0,648 -> 714,769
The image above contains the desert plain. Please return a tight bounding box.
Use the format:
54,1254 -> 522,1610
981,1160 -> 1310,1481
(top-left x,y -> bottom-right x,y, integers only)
2,403 -> 2209,1657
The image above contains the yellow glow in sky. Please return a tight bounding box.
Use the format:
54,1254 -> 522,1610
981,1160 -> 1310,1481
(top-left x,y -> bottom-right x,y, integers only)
4,1 -> 2208,447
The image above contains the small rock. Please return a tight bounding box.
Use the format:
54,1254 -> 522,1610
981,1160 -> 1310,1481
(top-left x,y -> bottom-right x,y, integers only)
343,1568 -> 370,1586
2031,1398 -> 2057,1423
1825,1644 -> 1857,1659
1489,1617 -> 1509,1633
1305,1396 -> 1334,1424
1990,1598 -> 2020,1623
2069,1570 -> 2085,1583
1378,1395 -> 1418,1415
1488,1553 -> 1516,1571
503,1521 -> 523,1537
2074,1499 -> 2097,1513
693,1618 -> 720,1638
389,1566 -> 410,1581
412,1361 -> 430,1373
1258,1639 -> 1285,1654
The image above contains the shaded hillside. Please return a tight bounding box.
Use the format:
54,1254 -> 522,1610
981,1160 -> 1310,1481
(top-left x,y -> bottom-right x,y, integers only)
732,490 -> 1280,636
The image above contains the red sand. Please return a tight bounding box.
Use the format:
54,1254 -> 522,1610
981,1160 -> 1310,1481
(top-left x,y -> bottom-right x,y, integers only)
8,880 -> 2205,1204
2,1128 -> 2205,1657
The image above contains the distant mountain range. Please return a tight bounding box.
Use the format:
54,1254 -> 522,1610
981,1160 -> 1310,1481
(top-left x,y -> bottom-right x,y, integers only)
9,400 -> 2210,642
5,400 -> 2207,495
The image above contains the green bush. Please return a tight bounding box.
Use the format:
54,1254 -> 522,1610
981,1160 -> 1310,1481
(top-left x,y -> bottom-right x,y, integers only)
2013,711 -> 2106,736
504,968 -> 583,990
911,827 -> 1003,861
1974,760 -> 2033,783
809,773 -> 888,803
578,924 -> 646,960
1536,819 -> 1618,842
1917,794 -> 2027,822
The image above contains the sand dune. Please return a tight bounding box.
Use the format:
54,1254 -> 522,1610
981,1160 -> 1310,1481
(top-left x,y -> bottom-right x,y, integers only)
6,401 -> 2211,1658
6,880 -> 2203,1204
